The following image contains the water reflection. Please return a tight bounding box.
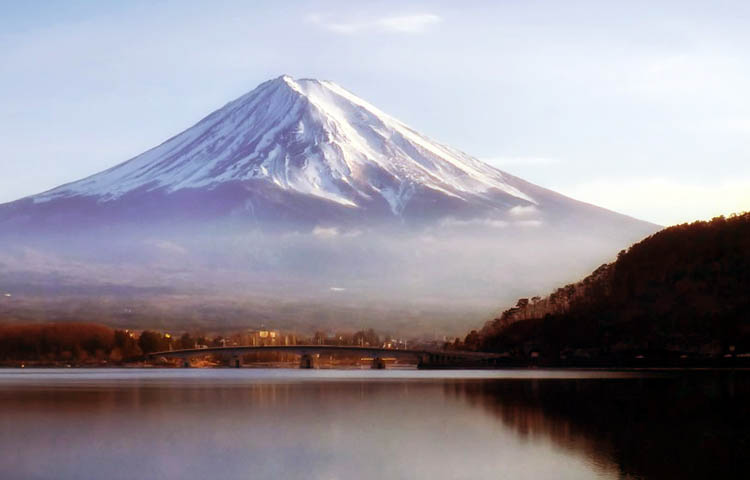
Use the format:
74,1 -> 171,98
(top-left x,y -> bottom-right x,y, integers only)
0,369 -> 747,480
458,372 -> 750,479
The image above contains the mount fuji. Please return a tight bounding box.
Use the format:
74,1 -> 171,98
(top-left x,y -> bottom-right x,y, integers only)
0,76 -> 659,334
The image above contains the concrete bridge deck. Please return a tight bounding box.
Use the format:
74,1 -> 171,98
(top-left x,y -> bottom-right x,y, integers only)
148,345 -> 504,369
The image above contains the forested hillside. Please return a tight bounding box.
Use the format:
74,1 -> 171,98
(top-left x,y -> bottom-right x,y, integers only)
464,213 -> 750,364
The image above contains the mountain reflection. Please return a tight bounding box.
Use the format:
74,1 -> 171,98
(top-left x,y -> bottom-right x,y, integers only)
456,372 -> 750,479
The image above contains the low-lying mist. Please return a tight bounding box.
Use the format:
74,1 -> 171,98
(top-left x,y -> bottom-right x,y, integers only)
0,219 -> 645,336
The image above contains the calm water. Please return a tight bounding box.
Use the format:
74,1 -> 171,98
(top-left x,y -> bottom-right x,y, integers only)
0,368 -> 747,480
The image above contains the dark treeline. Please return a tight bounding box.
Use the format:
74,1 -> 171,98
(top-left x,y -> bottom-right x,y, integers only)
458,213 -> 750,365
0,323 -> 123,364
0,323 -> 394,365
0,323 -> 177,364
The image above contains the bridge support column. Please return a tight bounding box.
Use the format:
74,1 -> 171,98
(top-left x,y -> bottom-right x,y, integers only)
418,354 -> 444,369
371,357 -> 386,369
232,355 -> 241,368
299,354 -> 317,369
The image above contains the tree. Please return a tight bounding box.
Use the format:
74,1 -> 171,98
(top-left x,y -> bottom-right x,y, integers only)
464,330 -> 481,350
353,328 -> 379,346
114,330 -> 141,359
138,330 -> 166,355
179,332 -> 194,350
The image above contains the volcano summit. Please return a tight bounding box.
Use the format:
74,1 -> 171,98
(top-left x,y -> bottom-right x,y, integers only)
3,75 -> 643,229
0,76 -> 658,333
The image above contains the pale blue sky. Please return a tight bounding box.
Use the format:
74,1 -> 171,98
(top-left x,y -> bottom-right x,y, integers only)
1,0 -> 749,225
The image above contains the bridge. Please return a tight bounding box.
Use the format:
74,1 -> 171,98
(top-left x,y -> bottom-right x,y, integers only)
148,345 -> 505,369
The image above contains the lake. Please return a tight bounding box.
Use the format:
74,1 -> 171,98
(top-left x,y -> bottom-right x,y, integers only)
0,368 -> 747,479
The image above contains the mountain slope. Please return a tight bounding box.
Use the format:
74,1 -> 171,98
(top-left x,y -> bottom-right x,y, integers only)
0,76 -> 660,334
2,75 -> 654,232
36,76 -> 531,210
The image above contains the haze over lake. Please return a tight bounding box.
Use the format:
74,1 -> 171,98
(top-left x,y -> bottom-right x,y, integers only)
0,369 -> 747,480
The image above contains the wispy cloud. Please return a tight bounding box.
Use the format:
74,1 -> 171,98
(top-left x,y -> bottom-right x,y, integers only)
308,13 -> 442,35
312,226 -> 340,238
515,219 -> 543,228
509,205 -> 539,217
145,239 -> 188,255
377,14 -> 442,33
311,226 -> 362,239
439,217 -> 509,229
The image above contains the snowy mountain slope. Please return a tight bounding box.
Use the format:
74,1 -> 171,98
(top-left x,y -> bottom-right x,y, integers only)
2,75 -> 659,236
22,75 -> 543,222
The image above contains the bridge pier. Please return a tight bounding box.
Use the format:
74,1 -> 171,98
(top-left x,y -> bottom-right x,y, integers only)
299,354 -> 318,369
418,353 -> 449,369
371,357 -> 386,369
232,355 -> 241,368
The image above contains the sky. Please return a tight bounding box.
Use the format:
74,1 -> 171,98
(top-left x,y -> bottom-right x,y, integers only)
1,0 -> 749,226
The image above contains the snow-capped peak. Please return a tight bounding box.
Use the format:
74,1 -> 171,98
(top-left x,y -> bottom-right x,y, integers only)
34,75 -> 535,215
